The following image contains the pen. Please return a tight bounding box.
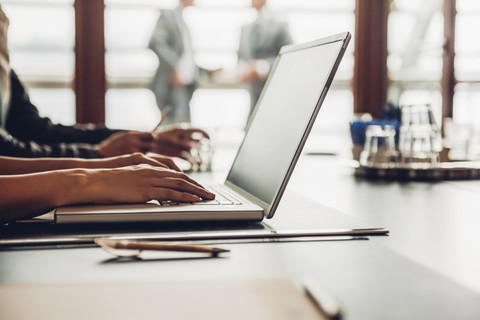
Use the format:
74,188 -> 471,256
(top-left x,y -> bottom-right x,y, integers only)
303,279 -> 343,320
153,106 -> 172,131
95,238 -> 230,257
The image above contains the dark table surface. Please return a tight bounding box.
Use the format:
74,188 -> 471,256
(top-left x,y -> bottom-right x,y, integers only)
1,150 -> 480,320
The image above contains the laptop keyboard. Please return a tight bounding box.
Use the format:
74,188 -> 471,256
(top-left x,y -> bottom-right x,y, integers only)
196,185 -> 243,205
159,185 -> 243,206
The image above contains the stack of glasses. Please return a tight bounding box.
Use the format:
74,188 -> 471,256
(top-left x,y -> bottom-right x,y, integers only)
351,104 -> 442,169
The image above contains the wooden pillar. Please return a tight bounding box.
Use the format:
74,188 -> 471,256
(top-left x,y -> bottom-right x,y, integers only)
353,0 -> 389,118
74,0 -> 105,124
442,0 -> 456,119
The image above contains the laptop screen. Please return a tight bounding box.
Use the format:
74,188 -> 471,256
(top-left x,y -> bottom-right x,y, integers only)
226,34 -> 348,215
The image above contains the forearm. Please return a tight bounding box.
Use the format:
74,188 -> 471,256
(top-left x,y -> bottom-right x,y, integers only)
8,71 -> 120,144
0,170 -> 91,223
0,153 -> 179,175
0,164 -> 215,224
0,156 -> 119,175
0,130 -> 103,158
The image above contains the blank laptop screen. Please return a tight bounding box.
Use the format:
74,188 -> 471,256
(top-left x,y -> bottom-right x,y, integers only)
226,38 -> 345,206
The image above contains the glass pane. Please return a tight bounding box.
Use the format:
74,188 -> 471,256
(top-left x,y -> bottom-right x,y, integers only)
388,0 -> 443,79
387,0 -> 443,108
453,84 -> 480,128
2,1 -> 75,124
105,0 -> 355,141
455,1 -> 480,81
454,0 -> 480,128
190,88 -> 250,130
105,88 -> 160,131
28,88 -> 76,126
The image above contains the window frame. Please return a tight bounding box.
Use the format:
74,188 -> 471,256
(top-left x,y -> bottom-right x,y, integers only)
35,0 -> 457,126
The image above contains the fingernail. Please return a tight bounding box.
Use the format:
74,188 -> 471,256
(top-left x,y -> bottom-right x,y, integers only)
191,195 -> 202,202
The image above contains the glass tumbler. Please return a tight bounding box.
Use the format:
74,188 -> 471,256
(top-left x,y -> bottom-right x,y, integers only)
360,125 -> 398,168
398,104 -> 442,166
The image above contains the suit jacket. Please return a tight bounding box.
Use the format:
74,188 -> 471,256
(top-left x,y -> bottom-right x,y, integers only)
0,70 -> 120,158
238,14 -> 292,111
148,9 -> 197,111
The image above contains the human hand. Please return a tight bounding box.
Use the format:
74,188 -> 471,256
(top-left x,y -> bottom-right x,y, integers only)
241,60 -> 269,82
91,152 -> 181,171
241,65 -> 260,82
171,70 -> 186,87
152,125 -> 210,161
95,131 -> 155,158
80,164 -> 215,204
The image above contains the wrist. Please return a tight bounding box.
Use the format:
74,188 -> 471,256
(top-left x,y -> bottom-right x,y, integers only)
53,169 -> 99,206
94,143 -> 108,158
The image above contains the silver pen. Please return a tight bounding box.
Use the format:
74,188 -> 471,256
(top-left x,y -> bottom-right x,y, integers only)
303,278 -> 343,320
153,106 -> 172,131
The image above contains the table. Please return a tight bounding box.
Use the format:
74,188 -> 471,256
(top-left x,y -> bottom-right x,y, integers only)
1,145 -> 480,319
289,153 -> 480,294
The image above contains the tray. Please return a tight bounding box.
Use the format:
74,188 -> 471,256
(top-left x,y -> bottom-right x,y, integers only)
351,161 -> 480,181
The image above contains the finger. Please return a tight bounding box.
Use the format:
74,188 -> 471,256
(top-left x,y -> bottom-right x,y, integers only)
147,154 -> 181,171
149,169 -> 213,195
134,139 -> 154,153
154,188 -> 203,203
181,150 -> 197,164
153,177 -> 215,200
135,131 -> 155,142
154,136 -> 192,151
160,157 -> 181,172
185,128 -> 210,140
171,150 -> 192,163
142,160 -> 168,169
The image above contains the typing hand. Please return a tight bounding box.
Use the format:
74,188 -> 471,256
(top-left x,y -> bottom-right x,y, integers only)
152,125 -> 210,162
95,131 -> 155,157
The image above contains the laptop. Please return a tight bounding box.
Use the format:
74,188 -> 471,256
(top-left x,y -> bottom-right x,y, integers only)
55,32 -> 351,224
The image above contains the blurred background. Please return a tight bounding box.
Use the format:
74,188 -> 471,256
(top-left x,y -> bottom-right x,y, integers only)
1,0 -> 478,155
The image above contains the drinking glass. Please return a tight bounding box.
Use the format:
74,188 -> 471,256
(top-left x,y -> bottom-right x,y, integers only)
398,104 -> 442,166
443,117 -> 472,160
189,135 -> 214,172
360,125 -> 398,167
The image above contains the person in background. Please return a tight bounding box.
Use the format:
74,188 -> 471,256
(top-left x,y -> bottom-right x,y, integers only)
237,0 -> 292,124
148,0 -> 198,126
0,4 -> 208,162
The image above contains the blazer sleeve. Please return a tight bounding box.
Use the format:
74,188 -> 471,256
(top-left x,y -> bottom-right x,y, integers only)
265,21 -> 293,68
5,70 -> 121,145
237,25 -> 253,63
0,127 -> 103,158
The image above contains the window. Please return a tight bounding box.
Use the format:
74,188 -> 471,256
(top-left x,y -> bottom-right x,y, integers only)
104,0 -> 355,145
4,0 -> 356,142
387,0 -> 444,124
454,0 -> 480,128
2,0 -> 75,125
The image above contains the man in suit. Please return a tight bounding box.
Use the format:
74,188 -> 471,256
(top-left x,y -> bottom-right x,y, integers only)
149,0 -> 198,126
238,0 -> 292,124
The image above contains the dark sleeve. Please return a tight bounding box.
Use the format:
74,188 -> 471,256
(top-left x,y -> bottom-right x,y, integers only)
5,70 -> 121,144
0,127 -> 102,158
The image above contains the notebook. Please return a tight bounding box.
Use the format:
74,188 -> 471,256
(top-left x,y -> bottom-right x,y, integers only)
55,32 -> 351,224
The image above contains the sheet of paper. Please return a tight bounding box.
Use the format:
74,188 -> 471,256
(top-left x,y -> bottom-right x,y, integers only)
0,279 -> 328,320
